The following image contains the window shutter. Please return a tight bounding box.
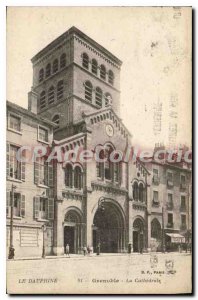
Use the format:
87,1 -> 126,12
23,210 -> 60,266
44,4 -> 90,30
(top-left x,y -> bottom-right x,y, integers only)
34,162 -> 39,184
34,196 -> 40,219
44,162 -> 48,186
20,194 -> 25,217
6,191 -> 10,216
48,163 -> 54,187
21,150 -> 26,181
6,143 -> 10,177
48,198 -> 54,220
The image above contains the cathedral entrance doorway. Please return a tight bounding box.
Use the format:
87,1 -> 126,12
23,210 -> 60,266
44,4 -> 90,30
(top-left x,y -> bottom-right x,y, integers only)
93,200 -> 125,253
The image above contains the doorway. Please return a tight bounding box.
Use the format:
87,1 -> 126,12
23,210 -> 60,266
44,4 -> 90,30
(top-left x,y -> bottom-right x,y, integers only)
64,226 -> 75,253
133,231 -> 139,252
93,201 -> 125,253
133,218 -> 145,253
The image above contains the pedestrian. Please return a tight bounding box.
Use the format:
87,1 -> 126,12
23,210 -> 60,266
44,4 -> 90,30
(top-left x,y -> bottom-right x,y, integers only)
65,244 -> 70,257
96,243 -> 100,256
83,245 -> 87,256
87,245 -> 91,255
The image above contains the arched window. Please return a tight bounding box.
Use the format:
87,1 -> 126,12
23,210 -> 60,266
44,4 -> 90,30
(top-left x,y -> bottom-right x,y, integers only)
60,53 -> 66,69
52,114 -> 60,127
96,149 -> 104,179
65,211 -> 80,223
104,145 -> 114,180
133,182 -> 139,200
48,86 -> 55,104
57,80 -> 64,100
112,151 -> 121,183
39,68 -> 44,82
46,63 -> 51,78
82,53 -> 89,69
139,183 -> 144,202
91,59 -> 98,75
108,70 -> 114,85
53,59 -> 58,74
95,87 -> 102,107
105,93 -> 112,106
40,91 -> 46,109
100,64 -> 106,80
65,164 -> 73,188
84,81 -> 93,102
74,166 -> 83,190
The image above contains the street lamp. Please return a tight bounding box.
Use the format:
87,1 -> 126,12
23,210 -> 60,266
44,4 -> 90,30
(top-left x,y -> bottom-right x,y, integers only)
42,224 -> 46,258
8,184 -> 17,259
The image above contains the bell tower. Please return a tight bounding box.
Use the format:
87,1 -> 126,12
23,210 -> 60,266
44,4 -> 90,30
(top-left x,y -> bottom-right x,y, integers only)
29,27 -> 122,139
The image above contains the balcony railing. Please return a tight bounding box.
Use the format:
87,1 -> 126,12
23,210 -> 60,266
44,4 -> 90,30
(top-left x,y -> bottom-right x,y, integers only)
152,200 -> 160,207
152,176 -> 160,185
167,222 -> 174,228
167,180 -> 174,187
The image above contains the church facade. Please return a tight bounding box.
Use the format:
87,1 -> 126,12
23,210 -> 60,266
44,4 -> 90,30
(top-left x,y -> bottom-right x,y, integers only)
6,27 -> 191,258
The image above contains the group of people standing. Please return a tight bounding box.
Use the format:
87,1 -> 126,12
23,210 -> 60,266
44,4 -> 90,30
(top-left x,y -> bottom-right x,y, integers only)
65,243 -> 101,256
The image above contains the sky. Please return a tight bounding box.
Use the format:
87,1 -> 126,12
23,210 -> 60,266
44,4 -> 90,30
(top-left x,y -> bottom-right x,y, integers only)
6,7 -> 192,149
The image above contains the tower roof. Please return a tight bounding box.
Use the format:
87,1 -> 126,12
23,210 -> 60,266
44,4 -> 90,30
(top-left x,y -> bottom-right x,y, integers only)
31,26 -> 122,66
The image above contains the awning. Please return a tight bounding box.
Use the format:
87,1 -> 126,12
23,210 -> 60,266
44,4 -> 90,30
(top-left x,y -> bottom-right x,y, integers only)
166,233 -> 185,243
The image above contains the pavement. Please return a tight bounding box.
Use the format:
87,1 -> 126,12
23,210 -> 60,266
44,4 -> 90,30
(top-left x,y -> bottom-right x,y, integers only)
7,252 -> 192,294
7,251 -> 191,261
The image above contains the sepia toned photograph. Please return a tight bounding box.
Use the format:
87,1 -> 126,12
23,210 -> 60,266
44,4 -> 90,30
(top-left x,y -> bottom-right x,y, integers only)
6,6 -> 192,294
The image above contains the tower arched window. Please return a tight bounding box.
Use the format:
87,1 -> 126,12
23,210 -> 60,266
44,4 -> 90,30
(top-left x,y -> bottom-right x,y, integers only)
133,182 -> 139,200
40,91 -> 46,109
39,68 -> 44,82
108,70 -> 114,85
52,114 -> 60,127
105,93 -> 112,106
65,164 -> 73,188
82,53 -> 89,69
104,145 -> 114,180
139,183 -> 144,202
74,166 -> 83,190
84,81 -> 93,102
96,149 -> 105,179
48,86 -> 55,104
57,80 -> 64,100
53,59 -> 58,74
60,53 -> 66,69
91,59 -> 98,75
95,87 -> 102,107
100,64 -> 106,80
46,63 -> 51,78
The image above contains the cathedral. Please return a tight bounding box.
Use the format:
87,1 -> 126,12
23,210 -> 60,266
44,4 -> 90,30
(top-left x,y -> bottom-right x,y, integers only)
6,27 -> 191,258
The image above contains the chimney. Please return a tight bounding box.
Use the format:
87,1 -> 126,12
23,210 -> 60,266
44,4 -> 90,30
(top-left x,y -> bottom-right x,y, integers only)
28,90 -> 38,114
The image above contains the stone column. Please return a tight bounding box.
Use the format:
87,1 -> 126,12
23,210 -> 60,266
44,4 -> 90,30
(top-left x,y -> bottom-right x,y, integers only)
53,200 -> 64,256
128,200 -> 133,252
86,210 -> 93,248
147,181 -> 151,252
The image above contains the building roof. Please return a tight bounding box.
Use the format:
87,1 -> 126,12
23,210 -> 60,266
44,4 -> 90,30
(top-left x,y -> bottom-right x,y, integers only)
31,26 -> 122,66
81,106 -> 132,137
7,100 -> 57,128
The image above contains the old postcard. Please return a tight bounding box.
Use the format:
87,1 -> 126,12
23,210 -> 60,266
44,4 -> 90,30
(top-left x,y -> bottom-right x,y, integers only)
6,6 -> 192,294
